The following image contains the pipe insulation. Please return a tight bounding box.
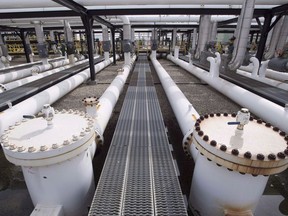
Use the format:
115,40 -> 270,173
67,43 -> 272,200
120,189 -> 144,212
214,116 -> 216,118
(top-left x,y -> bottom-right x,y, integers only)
0,0 -> 286,8
0,56 -> 117,136
195,15 -> 211,59
0,58 -> 89,92
94,55 -> 136,137
150,55 -> 200,159
0,58 -> 74,84
264,16 -> 284,59
276,15 -> 288,51
168,55 -> 288,133
228,0 -> 255,70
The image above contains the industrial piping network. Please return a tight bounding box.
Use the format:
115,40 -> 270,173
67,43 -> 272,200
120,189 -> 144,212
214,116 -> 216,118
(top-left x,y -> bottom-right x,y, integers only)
167,54 -> 288,134
152,52 -> 288,216
0,56 -> 117,136
236,57 -> 288,91
0,57 -> 96,93
0,57 -> 74,84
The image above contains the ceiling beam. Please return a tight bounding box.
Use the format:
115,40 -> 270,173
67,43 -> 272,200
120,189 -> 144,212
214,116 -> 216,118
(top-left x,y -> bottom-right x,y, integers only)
0,25 -> 22,31
271,3 -> 288,15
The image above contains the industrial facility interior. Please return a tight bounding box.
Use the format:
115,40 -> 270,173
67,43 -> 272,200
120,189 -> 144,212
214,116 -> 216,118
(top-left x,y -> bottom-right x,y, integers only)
0,1 -> 288,216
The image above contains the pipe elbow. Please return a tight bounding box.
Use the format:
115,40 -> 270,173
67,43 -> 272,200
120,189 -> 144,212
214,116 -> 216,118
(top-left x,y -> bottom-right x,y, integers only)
215,52 -> 221,65
119,16 -> 130,25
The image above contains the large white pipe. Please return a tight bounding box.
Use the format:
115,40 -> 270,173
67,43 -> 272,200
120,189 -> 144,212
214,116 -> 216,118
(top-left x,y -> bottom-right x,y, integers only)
0,59 -> 72,84
120,16 -> 132,65
195,15 -> 211,59
264,16 -> 284,59
168,55 -> 288,133
94,55 -> 136,137
229,0 -> 255,70
276,15 -> 288,51
0,0 -> 285,8
0,58 -> 89,92
0,57 -> 115,136
150,55 -> 200,158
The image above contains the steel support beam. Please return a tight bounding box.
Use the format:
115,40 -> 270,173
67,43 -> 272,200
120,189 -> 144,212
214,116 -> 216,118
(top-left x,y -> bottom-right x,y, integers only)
81,15 -> 96,81
256,13 -> 273,63
19,29 -> 31,63
271,3 -> 288,15
111,28 -> 116,65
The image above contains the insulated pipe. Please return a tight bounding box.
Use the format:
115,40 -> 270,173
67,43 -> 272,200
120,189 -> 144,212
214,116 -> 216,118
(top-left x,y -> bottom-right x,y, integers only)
0,58 -> 88,92
210,21 -> 218,41
0,1 -> 286,8
0,57 -> 116,136
172,28 -> 177,53
0,34 -> 11,68
32,21 -> 48,65
101,25 -> 110,61
229,0 -> 255,70
93,54 -> 136,138
120,16 -> 132,65
276,15 -> 288,51
0,57 -> 65,84
64,20 -> 76,65
195,15 -> 211,59
150,54 -> 200,159
264,16 -> 284,59
207,52 -> 221,78
250,56 -> 260,77
168,55 -> 288,133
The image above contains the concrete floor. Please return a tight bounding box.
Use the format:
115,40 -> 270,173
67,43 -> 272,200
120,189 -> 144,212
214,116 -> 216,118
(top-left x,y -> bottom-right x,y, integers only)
0,55 -> 287,216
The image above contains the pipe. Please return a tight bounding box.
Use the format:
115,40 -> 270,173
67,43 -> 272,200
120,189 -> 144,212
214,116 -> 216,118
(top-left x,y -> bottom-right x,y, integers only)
195,15 -> 211,59
119,16 -> 132,65
101,25 -> 110,61
150,54 -> 200,159
228,0 -> 255,70
32,21 -> 48,65
0,0 -> 286,8
0,58 -> 89,92
264,16 -> 284,59
0,58 -> 65,84
172,28 -> 177,53
168,54 -> 288,133
64,20 -> 76,65
210,21 -> 218,41
0,56 -> 116,136
276,15 -> 288,51
93,55 -> 136,139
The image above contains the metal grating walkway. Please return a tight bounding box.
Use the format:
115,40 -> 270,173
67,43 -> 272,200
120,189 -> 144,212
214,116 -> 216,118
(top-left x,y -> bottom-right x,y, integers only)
89,55 -> 187,216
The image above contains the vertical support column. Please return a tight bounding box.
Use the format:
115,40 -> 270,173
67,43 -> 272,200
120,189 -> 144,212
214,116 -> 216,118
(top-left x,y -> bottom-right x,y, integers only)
111,28 -> 116,65
49,30 -> 59,55
102,25 -> 111,61
32,21 -> 48,65
64,20 -> 76,65
195,15 -> 211,59
210,21 -> 218,41
151,28 -> 158,59
0,33 -> 11,68
20,30 -> 31,63
81,15 -> 96,82
171,28 -> 177,54
121,16 -> 132,65
256,13 -> 272,62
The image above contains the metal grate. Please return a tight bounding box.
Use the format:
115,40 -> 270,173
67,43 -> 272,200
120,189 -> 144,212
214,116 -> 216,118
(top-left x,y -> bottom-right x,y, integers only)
89,55 -> 187,216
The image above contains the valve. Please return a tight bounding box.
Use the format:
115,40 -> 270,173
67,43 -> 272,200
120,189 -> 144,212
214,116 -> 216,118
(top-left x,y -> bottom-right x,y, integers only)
41,104 -> 55,126
228,108 -> 250,130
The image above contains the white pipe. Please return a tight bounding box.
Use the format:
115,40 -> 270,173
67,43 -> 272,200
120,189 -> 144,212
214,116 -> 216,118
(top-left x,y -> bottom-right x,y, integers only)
195,15 -> 211,59
94,55 -> 136,137
0,0 -> 286,8
241,61 -> 288,81
120,16 -> 132,65
172,29 -> 177,52
237,69 -> 288,91
1,58 -> 89,92
264,16 -> 284,59
168,55 -> 288,133
250,56 -> 260,77
0,58 -> 71,84
150,55 -> 200,158
276,15 -> 288,51
229,0 -> 255,70
210,21 -> 218,41
0,57 -> 115,136
101,25 -> 110,61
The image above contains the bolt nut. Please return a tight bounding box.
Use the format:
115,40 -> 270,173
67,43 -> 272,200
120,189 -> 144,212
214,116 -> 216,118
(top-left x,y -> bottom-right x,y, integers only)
52,144 -> 58,149
244,151 -> 252,159
9,144 -> 16,150
73,135 -> 78,141
63,140 -> 70,145
28,146 -> 36,152
17,146 -> 25,152
40,145 -> 48,151
15,121 -> 21,126
85,127 -> 91,132
2,140 -> 9,147
80,131 -> 85,137
210,140 -> 217,147
9,125 -> 15,130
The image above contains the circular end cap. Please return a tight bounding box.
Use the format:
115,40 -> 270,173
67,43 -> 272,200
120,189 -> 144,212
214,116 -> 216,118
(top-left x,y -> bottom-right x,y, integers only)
82,96 -> 99,106
193,114 -> 288,175
1,111 -> 95,166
